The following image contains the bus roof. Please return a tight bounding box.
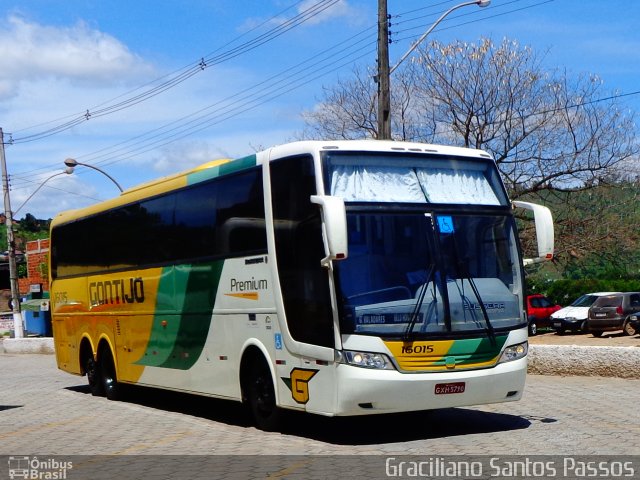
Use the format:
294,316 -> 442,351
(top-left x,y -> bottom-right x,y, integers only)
260,139 -> 492,162
51,140 -> 493,225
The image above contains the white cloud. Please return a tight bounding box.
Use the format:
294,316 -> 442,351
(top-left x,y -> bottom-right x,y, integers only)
150,140 -> 232,174
0,14 -> 155,99
297,0 -> 355,26
11,172 -> 100,220
241,0 -> 359,31
0,11 -> 314,219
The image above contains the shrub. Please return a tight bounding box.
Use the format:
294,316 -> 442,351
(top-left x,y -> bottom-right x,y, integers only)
528,278 -> 640,306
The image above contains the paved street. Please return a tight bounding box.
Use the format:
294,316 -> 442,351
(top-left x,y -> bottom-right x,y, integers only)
1,353 -> 639,478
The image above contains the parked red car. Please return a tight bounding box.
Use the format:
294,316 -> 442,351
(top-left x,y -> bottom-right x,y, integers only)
526,294 -> 562,335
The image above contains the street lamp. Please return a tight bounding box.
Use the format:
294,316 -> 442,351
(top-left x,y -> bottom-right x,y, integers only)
4,167 -> 74,337
377,0 -> 491,139
0,128 -> 24,337
64,158 -> 124,192
14,168 -> 74,216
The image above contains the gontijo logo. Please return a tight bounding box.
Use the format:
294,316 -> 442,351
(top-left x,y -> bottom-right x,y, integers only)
282,368 -> 318,404
89,277 -> 145,306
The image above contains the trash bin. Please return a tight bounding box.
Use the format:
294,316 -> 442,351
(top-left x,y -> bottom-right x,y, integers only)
22,299 -> 52,336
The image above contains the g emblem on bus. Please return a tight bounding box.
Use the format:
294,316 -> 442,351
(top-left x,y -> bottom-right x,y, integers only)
284,368 -> 318,404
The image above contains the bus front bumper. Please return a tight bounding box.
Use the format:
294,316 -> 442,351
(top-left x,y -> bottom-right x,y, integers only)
332,357 -> 527,416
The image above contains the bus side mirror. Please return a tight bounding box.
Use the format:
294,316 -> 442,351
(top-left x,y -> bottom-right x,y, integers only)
513,201 -> 554,266
310,195 -> 348,266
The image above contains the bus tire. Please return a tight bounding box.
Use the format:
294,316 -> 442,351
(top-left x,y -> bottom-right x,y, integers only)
245,358 -> 281,431
99,344 -> 123,401
84,353 -> 104,397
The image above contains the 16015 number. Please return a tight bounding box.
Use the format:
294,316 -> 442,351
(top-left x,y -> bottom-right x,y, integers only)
401,344 -> 434,354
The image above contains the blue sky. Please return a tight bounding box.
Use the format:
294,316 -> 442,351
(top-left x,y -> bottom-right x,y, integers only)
1,0 -> 638,219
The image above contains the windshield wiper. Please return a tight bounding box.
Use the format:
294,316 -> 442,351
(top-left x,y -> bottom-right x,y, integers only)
454,254 -> 497,346
446,227 -> 497,346
404,263 -> 436,341
465,272 -> 497,346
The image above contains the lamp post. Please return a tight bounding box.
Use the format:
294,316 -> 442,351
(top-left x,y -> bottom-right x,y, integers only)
377,0 -> 491,140
13,168 -> 74,216
0,128 -> 24,337
64,158 -> 124,192
4,167 -> 74,337
0,166 -> 74,337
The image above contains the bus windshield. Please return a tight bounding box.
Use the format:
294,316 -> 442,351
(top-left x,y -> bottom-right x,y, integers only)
326,152 -> 508,206
324,151 -> 523,338
335,211 -> 523,337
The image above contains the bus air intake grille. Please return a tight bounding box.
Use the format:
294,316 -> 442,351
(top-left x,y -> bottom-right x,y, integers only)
383,335 -> 508,372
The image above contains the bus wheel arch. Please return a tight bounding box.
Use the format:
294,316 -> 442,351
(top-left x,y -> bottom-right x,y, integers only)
97,340 -> 123,401
80,338 -> 103,397
240,345 -> 281,431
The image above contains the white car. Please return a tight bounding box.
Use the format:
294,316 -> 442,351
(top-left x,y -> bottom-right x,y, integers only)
550,292 -> 622,334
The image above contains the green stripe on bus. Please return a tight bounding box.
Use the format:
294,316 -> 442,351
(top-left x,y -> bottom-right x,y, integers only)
432,334 -> 507,366
136,260 -> 224,369
187,155 -> 257,185
160,261 -> 224,369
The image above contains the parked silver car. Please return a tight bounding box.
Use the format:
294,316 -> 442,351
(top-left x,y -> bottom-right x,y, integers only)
550,292 -> 620,334
587,292 -> 640,337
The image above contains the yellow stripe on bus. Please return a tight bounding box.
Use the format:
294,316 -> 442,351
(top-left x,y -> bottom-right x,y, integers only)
224,292 -> 259,300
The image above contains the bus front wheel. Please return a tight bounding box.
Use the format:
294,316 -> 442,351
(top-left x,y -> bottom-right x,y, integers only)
245,359 -> 281,431
99,345 -> 123,401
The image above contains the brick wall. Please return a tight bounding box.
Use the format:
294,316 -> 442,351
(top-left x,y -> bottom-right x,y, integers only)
18,238 -> 49,295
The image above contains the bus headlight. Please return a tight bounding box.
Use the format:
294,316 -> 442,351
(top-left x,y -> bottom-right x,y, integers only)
338,350 -> 395,370
498,341 -> 528,363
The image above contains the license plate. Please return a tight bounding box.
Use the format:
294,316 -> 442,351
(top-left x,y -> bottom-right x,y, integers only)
594,313 -> 607,317
435,382 -> 466,395
553,321 -> 562,327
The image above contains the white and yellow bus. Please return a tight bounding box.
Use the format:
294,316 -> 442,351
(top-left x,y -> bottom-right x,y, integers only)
50,140 -> 553,430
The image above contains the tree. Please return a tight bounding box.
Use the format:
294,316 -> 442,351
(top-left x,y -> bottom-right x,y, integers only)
301,64 -> 422,141
303,38 -> 639,196
301,37 -> 640,278
0,214 -> 51,252
21,213 -> 41,232
301,65 -> 378,140
534,181 -> 640,278
408,38 -> 639,199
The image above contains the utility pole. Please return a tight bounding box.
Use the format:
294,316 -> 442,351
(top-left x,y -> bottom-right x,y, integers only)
377,0 -> 490,141
0,128 -> 24,338
377,0 -> 391,140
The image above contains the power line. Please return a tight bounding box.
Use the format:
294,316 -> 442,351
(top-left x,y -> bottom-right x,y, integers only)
5,0 -> 545,165
8,0 -> 639,194
392,0 -> 554,44
6,0 -> 311,140
10,21 -> 377,182
7,0 -> 340,144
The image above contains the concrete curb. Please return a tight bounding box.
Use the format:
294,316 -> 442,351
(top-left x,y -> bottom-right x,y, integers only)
528,344 -> 640,379
1,337 -> 55,354
1,338 -> 639,379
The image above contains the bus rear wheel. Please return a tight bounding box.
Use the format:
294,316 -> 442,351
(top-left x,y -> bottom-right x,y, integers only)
84,354 -> 104,397
245,359 -> 281,431
99,345 -> 123,401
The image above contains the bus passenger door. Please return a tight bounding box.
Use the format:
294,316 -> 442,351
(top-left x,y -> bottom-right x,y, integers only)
269,154 -> 338,415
